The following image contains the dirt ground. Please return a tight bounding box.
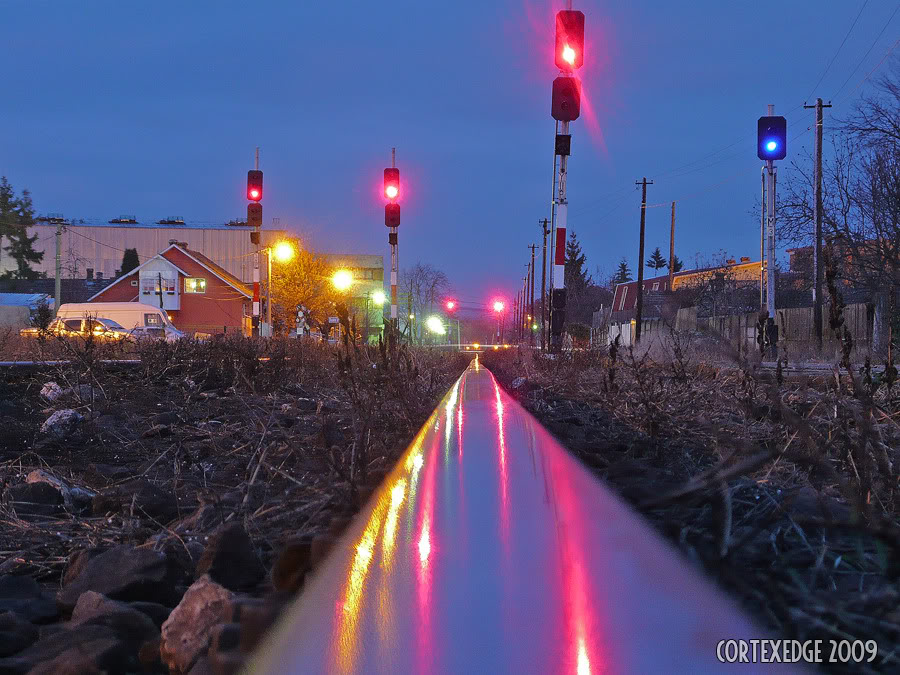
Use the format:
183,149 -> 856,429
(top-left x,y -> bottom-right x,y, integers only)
480,338 -> 900,674
0,333 -> 468,672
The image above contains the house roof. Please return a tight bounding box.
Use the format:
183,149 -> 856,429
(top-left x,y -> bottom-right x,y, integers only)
86,253 -> 190,301
179,247 -> 252,298
87,244 -> 251,301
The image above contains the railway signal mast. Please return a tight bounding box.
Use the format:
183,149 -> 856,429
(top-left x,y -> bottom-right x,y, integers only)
384,150 -> 401,334
247,149 -> 263,336
549,5 -> 584,352
757,109 -> 786,356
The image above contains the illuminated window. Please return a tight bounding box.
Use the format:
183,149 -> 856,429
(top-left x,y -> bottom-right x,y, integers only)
184,277 -> 207,294
652,282 -> 659,291
140,276 -> 175,295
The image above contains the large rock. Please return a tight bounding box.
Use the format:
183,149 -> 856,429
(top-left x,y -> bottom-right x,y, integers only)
57,546 -> 180,612
39,409 -> 83,440
92,478 -> 178,523
39,382 -> 63,402
0,612 -> 38,657
5,482 -> 64,518
0,623 -> 135,674
194,523 -> 264,592
128,601 -> 172,629
70,591 -> 159,643
160,575 -> 234,673
24,470 -> 95,514
0,576 -> 58,623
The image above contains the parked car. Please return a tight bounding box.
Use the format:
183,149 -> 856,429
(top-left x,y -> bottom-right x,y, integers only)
20,317 -> 133,341
129,325 -> 184,342
55,302 -> 183,342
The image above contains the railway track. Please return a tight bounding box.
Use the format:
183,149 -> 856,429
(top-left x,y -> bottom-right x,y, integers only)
249,358 -> 793,673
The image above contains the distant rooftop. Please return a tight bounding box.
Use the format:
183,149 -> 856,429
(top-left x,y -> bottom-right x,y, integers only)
35,217 -> 272,231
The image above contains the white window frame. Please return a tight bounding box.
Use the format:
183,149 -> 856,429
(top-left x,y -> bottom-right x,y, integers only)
619,287 -> 628,311
184,277 -> 207,294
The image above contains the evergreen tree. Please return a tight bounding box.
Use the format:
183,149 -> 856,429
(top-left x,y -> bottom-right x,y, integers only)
669,254 -> 684,273
2,189 -> 43,280
613,257 -> 632,284
121,248 -> 140,275
646,247 -> 667,271
0,177 -> 16,270
564,230 -> 592,292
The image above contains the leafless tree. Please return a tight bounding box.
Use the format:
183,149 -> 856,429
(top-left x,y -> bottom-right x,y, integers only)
779,58 -> 900,299
399,262 -> 450,343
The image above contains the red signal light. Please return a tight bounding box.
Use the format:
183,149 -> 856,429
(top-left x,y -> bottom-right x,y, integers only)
446,300 -> 456,310
247,170 -> 263,202
384,168 -> 400,202
555,10 -> 584,72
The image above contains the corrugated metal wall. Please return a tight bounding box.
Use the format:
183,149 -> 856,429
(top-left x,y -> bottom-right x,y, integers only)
29,224 -> 285,283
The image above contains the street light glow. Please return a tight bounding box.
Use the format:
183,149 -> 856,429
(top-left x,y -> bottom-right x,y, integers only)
372,290 -> 386,305
272,241 -> 295,263
332,269 -> 353,291
425,316 -> 446,335
493,301 -> 505,313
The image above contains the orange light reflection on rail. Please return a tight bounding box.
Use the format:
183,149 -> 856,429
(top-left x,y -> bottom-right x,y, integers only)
336,491 -> 389,672
381,479 -> 407,563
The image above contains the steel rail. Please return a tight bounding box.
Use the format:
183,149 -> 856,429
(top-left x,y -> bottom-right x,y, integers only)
249,358 -> 796,674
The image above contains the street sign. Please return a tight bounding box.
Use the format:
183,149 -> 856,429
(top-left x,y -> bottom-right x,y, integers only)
328,316 -> 339,324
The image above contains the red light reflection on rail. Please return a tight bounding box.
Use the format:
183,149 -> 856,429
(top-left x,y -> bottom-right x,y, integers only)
493,381 -> 509,539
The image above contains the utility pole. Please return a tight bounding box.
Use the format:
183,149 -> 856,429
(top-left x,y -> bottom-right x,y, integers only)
529,244 -> 537,345
668,201 -> 675,292
53,217 -> 65,317
804,97 -> 831,352
634,177 -> 653,343
539,218 -> 550,350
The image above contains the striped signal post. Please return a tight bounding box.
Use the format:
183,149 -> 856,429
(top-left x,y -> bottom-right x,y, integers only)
248,148 -> 263,336
385,149 -> 401,336
548,6 -> 583,352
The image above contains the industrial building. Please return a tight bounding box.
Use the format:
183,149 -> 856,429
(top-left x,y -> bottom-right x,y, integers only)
24,218 -> 286,283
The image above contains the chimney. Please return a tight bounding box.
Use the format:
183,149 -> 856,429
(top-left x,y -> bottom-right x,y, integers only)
96,272 -> 104,280
86,268 -> 94,280
740,256 -> 750,263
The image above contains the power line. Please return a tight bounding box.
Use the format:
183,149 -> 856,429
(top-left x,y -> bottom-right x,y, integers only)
835,36 -> 900,104
805,0 -> 869,101
832,2 -> 900,100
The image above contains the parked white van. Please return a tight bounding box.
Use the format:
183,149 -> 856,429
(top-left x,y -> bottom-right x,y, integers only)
55,302 -> 184,341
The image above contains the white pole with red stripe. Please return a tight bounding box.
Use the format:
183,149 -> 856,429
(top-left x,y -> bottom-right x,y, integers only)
549,119 -> 569,351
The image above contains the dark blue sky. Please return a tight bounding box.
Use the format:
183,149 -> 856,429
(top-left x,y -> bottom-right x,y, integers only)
3,1 -> 897,302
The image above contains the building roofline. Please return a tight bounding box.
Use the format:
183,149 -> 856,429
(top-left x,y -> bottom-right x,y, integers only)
86,254 -> 190,301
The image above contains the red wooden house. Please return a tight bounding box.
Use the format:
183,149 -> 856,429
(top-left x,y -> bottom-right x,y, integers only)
88,243 -> 252,336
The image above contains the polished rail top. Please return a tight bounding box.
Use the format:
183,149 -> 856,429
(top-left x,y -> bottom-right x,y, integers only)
250,360 -> 792,674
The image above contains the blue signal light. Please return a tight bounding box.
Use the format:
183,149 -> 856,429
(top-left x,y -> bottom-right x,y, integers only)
757,116 -> 787,160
